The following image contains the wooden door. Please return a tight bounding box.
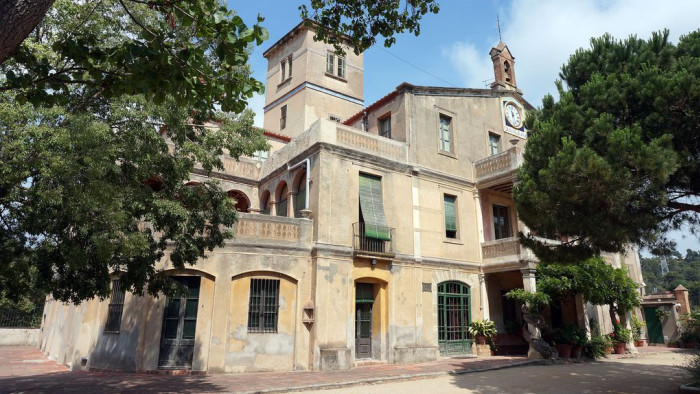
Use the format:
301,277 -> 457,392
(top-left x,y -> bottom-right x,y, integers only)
356,303 -> 372,358
355,283 -> 374,359
158,276 -> 200,369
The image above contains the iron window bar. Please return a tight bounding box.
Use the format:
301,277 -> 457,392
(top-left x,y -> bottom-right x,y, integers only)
248,278 -> 280,333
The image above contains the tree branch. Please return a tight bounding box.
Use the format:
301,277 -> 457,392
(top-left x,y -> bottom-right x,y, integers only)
667,201 -> 700,214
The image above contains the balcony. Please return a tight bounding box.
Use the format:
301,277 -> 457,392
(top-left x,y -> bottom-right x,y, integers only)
481,237 -> 535,271
260,119 -> 408,180
474,146 -> 523,190
352,222 -> 395,259
231,212 -> 312,249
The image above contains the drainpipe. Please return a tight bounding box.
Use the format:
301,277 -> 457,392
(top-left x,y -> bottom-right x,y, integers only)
287,158 -> 310,210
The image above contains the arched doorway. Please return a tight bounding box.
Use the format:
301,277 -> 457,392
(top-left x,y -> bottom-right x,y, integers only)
438,281 -> 472,355
159,276 -> 201,369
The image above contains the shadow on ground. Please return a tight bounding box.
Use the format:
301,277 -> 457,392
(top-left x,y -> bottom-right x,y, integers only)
0,371 -> 227,394
449,359 -> 682,393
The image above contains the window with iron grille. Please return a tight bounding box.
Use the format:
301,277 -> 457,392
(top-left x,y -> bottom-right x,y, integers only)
248,278 -> 280,333
105,278 -> 125,332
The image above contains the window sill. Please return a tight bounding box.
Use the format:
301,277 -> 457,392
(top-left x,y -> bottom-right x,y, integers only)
277,77 -> 292,88
325,72 -> 347,83
103,330 -> 120,334
443,238 -> 463,245
438,150 -> 458,159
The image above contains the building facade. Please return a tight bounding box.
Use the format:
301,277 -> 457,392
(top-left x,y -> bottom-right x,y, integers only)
39,22 -> 644,373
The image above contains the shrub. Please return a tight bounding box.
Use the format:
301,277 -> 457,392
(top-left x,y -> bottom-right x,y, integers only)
468,319 -> 497,338
630,315 -> 645,341
583,335 -> 610,359
611,324 -> 632,343
505,289 -> 550,314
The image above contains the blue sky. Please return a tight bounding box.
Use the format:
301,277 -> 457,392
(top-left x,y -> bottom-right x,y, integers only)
230,0 -> 700,254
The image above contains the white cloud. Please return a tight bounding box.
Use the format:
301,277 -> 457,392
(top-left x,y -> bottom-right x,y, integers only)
442,42 -> 493,90
247,93 -> 265,127
446,0 -> 700,106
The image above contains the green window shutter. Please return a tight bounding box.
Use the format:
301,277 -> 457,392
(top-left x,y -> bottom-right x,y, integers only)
359,174 -> 391,241
444,195 -> 457,232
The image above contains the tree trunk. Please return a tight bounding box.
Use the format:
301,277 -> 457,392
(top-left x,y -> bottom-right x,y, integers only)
0,0 -> 56,64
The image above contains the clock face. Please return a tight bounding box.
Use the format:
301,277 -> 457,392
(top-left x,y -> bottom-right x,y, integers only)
505,103 -> 522,128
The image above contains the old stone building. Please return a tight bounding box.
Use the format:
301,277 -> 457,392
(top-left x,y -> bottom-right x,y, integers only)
39,22 -> 644,373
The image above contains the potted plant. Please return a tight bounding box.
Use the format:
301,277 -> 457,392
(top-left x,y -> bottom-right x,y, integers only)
571,326 -> 588,359
631,315 -> 646,347
611,324 -> 631,354
468,319 -> 497,345
554,325 -> 578,358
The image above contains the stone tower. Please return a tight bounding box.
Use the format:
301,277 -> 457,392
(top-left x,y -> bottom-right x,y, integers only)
262,22 -> 364,137
489,42 -> 520,93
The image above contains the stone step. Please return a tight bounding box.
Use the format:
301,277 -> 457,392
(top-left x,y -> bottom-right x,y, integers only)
353,359 -> 388,368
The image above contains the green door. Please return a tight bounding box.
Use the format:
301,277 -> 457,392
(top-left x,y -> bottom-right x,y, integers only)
643,307 -> 664,344
438,281 -> 472,355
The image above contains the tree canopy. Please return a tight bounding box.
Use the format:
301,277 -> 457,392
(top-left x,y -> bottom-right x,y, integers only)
1,0 -> 439,303
514,30 -> 700,262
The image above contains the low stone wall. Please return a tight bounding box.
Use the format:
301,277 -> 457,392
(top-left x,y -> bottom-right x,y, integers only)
0,328 -> 40,346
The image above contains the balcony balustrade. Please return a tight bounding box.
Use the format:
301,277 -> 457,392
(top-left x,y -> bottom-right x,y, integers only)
474,146 -> 523,188
352,222 -> 395,259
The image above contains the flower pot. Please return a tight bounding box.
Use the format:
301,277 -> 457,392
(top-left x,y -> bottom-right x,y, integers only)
613,342 -> 626,354
635,340 -> 646,347
556,343 -> 572,358
605,346 -> 613,355
571,345 -> 582,359
475,335 -> 487,345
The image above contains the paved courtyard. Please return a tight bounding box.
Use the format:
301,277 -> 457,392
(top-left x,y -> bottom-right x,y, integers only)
0,346 -> 689,393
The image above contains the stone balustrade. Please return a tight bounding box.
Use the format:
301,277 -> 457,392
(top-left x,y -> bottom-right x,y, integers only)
231,212 -> 312,248
482,237 -> 521,260
474,146 -> 522,184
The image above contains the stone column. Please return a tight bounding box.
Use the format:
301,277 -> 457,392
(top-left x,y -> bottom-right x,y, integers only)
521,268 -> 537,293
285,190 -> 295,217
521,267 -> 544,359
480,273 -> 490,320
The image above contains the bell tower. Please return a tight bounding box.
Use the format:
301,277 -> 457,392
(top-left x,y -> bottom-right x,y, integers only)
489,42 -> 520,93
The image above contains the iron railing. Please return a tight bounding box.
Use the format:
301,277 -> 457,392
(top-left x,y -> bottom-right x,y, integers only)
0,304 -> 43,328
352,222 -> 395,255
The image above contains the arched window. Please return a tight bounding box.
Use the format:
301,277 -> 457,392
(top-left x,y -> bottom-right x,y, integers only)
504,61 -> 512,83
294,171 -> 306,218
260,191 -> 271,215
437,281 -> 471,355
276,182 -> 288,217
227,190 -> 250,213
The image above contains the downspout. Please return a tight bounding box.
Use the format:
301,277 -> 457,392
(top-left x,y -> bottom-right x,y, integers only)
287,158 -> 310,209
